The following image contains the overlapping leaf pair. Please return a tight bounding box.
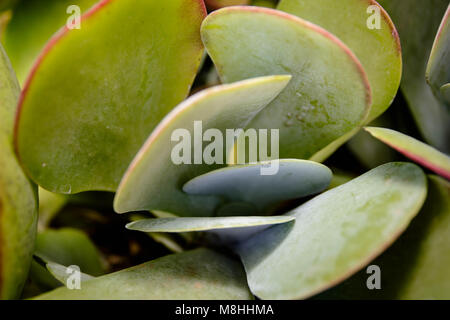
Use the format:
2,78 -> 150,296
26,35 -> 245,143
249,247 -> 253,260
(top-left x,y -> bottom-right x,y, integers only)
0,0 -> 448,300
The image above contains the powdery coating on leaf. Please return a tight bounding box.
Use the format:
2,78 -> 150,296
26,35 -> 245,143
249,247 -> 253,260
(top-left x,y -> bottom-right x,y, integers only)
277,0 -> 401,122
113,76 -> 291,216
126,216 -> 295,233
183,159 -> 332,214
201,6 -> 372,160
204,6 -> 371,108
236,162 -> 427,299
316,175 -> 450,299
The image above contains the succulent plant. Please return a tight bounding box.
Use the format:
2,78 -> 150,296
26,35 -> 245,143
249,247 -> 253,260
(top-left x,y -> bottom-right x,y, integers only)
0,0 -> 449,300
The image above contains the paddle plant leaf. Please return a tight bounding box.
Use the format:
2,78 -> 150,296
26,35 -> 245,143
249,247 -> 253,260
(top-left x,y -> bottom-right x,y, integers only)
14,0 -> 207,194
201,6 -> 371,161
426,4 -> 450,108
3,0 -> 98,84
126,216 -> 295,233
276,0 -> 402,161
378,0 -> 450,152
318,175 -> 450,299
236,162 -> 427,299
34,228 -> 104,277
127,216 -> 295,245
114,75 -> 291,217
365,127 -> 450,180
45,261 -> 95,285
33,248 -> 253,300
30,228 -> 104,289
183,159 -> 332,214
0,44 -> 38,299
278,0 -> 402,123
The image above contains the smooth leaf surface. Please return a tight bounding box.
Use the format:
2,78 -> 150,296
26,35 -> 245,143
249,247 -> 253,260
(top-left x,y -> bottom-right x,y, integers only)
114,76 -> 291,216
127,216 -> 295,233
0,44 -> 37,299
33,255 -> 95,287
277,0 -> 401,161
378,0 -> 450,152
183,159 -> 332,214
46,261 -> 95,285
318,175 -> 450,299
34,228 -> 104,276
34,248 -> 253,300
129,214 -> 185,253
278,0 -> 402,123
236,162 -> 427,299
365,127 -> 450,180
127,216 -> 295,244
30,228 -> 104,289
4,0 -> 98,84
15,0 -> 206,194
426,4 -> 450,108
201,6 -> 371,160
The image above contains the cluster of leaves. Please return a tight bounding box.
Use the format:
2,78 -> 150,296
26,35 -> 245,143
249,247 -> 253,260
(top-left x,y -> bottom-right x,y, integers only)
0,0 -> 448,300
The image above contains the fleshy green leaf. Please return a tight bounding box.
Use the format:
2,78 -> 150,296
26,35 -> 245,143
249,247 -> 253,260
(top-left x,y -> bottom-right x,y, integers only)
45,261 -> 95,285
4,0 -> 98,84
378,0 -> 450,152
365,127 -> 450,180
129,214 -> 185,253
30,228 -> 104,289
34,228 -> 104,276
127,216 -> 295,244
183,159 -> 332,214
114,75 -> 291,216
201,6 -> 371,161
0,44 -> 37,299
317,175 -> 450,299
14,0 -> 206,194
33,248 -> 253,300
278,0 -> 402,123
236,162 -> 427,299
276,0 -> 402,161
127,216 -> 295,233
426,5 -> 450,108
38,187 -> 67,231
